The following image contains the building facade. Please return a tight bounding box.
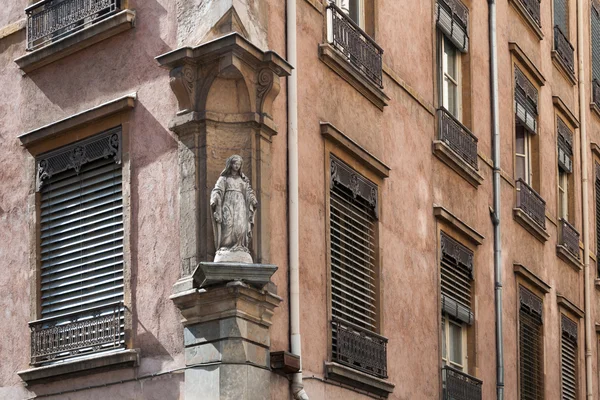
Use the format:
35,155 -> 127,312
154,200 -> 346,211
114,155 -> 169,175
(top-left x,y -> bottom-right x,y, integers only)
1,0 -> 600,399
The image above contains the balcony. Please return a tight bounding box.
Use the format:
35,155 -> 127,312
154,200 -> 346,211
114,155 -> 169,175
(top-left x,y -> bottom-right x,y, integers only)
553,26 -> 576,83
558,218 -> 582,269
332,319 -> 387,379
16,0 -> 135,73
319,2 -> 388,110
518,0 -> 541,26
29,302 -> 123,366
433,108 -> 482,187
442,366 -> 482,400
514,179 -> 548,242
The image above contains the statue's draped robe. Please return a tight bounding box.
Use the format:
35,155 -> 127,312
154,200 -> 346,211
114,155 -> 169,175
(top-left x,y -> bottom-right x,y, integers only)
211,175 -> 257,252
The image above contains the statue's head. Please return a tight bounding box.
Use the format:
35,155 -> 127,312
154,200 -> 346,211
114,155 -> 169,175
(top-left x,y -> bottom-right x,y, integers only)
221,154 -> 244,177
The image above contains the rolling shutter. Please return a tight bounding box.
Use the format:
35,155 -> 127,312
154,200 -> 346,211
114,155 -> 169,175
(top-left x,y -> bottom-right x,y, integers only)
37,128 -> 124,326
592,2 -> 600,81
519,286 -> 544,400
435,0 -> 469,52
440,233 -> 473,325
561,315 -> 578,400
554,0 -> 568,35
515,66 -> 538,134
557,117 -> 573,173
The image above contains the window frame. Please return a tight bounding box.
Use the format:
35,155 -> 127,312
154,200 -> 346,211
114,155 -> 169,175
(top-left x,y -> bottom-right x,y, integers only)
441,35 -> 462,120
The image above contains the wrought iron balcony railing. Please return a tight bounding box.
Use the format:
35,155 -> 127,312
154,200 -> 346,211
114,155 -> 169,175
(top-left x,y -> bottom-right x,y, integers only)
30,302 -> 123,365
593,79 -> 600,109
517,0 -> 541,26
516,179 -> 546,230
332,319 -> 388,379
554,26 -> 575,75
26,0 -> 121,51
442,366 -> 483,400
437,108 -> 479,170
559,218 -> 580,259
326,2 -> 383,88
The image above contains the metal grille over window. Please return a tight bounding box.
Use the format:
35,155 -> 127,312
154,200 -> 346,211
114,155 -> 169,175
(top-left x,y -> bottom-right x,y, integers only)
435,0 -> 469,53
557,117 -> 573,173
514,67 -> 538,134
26,0 -> 121,51
519,286 -> 544,400
30,128 -> 124,366
561,315 -> 578,400
329,155 -> 386,378
440,233 -> 473,325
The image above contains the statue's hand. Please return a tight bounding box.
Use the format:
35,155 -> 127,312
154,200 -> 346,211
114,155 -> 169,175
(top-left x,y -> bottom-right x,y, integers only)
213,211 -> 222,223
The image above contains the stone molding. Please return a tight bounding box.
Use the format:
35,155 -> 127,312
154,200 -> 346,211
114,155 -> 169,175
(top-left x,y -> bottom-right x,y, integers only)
18,349 -> 139,384
509,42 -> 545,86
15,9 -> 136,73
513,207 -> 550,243
557,244 -> 583,271
432,140 -> 483,187
552,50 -> 578,86
325,361 -> 395,398
318,43 -> 389,110
19,93 -> 136,151
513,263 -> 551,294
508,0 -> 544,40
434,205 -> 484,246
557,293 -> 584,318
553,96 -> 579,128
320,122 -> 390,178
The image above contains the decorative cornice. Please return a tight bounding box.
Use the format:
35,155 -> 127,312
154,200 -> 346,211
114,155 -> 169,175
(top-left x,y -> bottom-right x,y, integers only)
561,314 -> 578,341
514,263 -> 551,294
553,96 -> 579,128
519,285 -> 543,317
434,206 -> 484,245
509,42 -> 545,86
557,293 -> 584,318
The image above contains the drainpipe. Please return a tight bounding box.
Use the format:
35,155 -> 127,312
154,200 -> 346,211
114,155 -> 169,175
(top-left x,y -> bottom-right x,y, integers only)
488,1 -> 504,399
286,0 -> 308,399
576,0 -> 593,397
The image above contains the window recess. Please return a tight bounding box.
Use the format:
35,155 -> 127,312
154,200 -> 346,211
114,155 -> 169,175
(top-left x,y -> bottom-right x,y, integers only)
561,315 -> 578,400
519,286 -> 545,400
31,127 -> 125,366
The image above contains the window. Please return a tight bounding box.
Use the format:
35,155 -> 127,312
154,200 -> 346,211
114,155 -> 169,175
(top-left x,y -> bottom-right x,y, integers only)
514,66 -> 540,188
592,2 -> 600,106
328,155 -> 387,379
519,286 -> 545,400
560,315 -> 578,400
516,125 -> 533,184
31,128 -> 125,366
557,117 -> 573,222
436,0 -> 469,120
334,0 -> 364,28
553,0 -> 575,76
558,169 -> 568,219
439,233 -> 473,373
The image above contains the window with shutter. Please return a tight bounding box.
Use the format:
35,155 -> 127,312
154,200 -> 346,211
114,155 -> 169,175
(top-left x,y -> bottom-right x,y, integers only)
440,233 -> 473,325
329,155 -> 387,379
519,286 -> 545,400
515,66 -> 538,135
592,2 -> 600,105
561,315 -> 578,400
30,128 -> 125,366
596,164 -> 600,276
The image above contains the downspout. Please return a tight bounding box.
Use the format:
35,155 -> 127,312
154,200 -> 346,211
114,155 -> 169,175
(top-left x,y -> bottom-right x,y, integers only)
576,0 -> 593,397
488,1 -> 504,399
286,0 -> 308,399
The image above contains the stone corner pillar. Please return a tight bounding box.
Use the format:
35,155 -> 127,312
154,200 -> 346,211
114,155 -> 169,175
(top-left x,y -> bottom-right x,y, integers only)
170,264 -> 282,400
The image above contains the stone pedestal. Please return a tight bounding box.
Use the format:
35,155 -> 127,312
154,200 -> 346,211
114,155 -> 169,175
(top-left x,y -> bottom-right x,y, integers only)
170,265 -> 281,400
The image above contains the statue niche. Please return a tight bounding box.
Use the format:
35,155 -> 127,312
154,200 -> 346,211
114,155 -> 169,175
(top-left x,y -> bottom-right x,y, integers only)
210,155 -> 258,263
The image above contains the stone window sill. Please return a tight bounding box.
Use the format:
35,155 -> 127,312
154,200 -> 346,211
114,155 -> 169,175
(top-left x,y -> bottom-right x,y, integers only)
325,362 -> 395,398
15,9 -> 135,74
591,102 -> 600,120
17,349 -> 139,385
513,208 -> 549,243
557,245 -> 583,271
508,0 -> 543,40
432,140 -> 483,187
318,43 -> 389,111
551,51 -> 577,85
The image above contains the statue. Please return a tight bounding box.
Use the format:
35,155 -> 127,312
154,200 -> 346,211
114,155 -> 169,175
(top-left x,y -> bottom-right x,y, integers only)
210,155 -> 258,263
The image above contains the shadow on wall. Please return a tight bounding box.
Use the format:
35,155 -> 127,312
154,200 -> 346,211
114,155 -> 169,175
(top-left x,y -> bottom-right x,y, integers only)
18,0 -> 171,120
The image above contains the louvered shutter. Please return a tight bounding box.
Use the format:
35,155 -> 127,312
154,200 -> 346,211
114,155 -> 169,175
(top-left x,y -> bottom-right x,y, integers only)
435,0 -> 469,52
440,233 -> 473,325
561,315 -> 578,400
557,117 -> 573,173
37,128 -> 124,328
515,67 -> 539,134
592,2 -> 600,81
519,286 -> 544,400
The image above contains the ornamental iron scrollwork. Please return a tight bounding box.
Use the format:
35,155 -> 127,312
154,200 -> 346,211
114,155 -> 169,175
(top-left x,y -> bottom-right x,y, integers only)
561,314 -> 578,341
515,179 -> 546,229
440,232 -> 474,273
442,366 -> 483,400
36,127 -> 122,191
330,155 -> 378,218
520,286 -> 543,319
559,219 -> 580,259
332,319 -> 387,379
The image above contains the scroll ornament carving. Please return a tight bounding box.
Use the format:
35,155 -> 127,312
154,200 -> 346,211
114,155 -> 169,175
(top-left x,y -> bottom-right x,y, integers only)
210,155 -> 258,263
169,64 -> 195,113
256,68 -> 274,113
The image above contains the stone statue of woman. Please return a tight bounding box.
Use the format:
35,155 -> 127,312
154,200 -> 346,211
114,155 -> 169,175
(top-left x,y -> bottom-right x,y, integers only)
210,155 -> 258,263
